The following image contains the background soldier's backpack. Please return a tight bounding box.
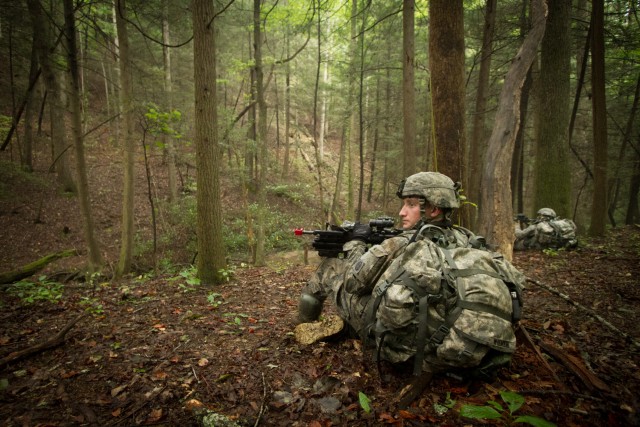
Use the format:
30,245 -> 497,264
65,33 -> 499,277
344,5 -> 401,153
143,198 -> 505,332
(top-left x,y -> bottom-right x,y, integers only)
536,218 -> 578,249
365,225 -> 525,379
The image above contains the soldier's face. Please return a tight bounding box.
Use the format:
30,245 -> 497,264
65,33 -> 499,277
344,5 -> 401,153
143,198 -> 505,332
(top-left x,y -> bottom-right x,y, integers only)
399,197 -> 422,230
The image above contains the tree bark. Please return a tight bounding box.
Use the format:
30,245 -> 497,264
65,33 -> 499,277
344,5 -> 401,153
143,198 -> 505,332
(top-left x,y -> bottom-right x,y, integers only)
479,0 -> 547,259
534,0 -> 572,218
64,0 -> 103,272
26,0 -> 75,192
429,0 -> 465,182
162,0 -> 178,204
254,0 -> 269,266
469,0 -> 497,223
193,0 -> 227,283
589,0 -> 608,236
402,0 -> 417,176
115,0 -> 135,277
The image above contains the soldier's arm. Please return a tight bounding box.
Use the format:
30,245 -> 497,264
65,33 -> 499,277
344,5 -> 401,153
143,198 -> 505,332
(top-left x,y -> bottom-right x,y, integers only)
343,235 -> 410,296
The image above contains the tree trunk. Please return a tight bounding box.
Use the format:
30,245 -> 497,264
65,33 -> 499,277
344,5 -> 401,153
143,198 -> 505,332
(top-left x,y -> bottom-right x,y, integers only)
162,0 -> 178,203
356,3 -> 367,222
609,74 -> 640,225
282,19 -> 291,179
193,0 -> 227,283
254,0 -> 268,266
469,0 -> 497,222
402,0 -> 417,176
26,0 -> 75,192
479,0 -> 547,259
626,150 -> 640,224
115,0 -> 135,277
511,0 -> 533,215
428,0 -> 466,182
64,0 -> 103,272
589,0 -> 608,236
311,0 -> 326,225
0,250 -> 79,285
22,40 -> 39,172
534,0 -> 572,218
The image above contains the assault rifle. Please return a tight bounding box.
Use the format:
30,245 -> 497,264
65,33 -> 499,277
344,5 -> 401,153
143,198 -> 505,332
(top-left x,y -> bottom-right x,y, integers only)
513,213 -> 532,229
295,217 -> 402,258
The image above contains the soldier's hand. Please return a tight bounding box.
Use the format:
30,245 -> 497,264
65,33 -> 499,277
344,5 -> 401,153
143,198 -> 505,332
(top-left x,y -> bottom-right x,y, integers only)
351,223 -> 372,242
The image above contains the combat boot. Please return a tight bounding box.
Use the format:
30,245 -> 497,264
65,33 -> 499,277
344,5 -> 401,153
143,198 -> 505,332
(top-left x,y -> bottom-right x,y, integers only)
294,314 -> 344,345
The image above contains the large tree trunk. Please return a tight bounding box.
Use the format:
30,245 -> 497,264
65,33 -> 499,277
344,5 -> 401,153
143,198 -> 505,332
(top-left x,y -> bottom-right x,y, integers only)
193,0 -> 227,283
115,0 -> 135,277
589,0 -> 608,236
534,0 -> 572,218
479,0 -> 547,260
402,0 -> 417,176
63,0 -> 103,272
428,0 -> 465,182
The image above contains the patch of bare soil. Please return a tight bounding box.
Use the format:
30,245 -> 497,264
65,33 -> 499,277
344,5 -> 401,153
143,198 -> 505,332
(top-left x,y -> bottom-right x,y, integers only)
1,146 -> 640,426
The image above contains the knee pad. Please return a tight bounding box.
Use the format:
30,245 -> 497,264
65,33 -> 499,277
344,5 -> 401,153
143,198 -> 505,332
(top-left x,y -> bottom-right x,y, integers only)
298,293 -> 324,323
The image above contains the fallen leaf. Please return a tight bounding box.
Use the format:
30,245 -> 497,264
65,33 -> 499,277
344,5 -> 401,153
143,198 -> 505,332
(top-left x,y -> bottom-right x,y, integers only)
152,370 -> 168,380
145,408 -> 163,424
111,408 -> 121,417
111,385 -> 127,397
60,370 -> 79,379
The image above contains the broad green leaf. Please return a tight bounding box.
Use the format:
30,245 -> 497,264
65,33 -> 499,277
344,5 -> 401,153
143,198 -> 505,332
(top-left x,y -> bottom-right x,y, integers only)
358,391 -> 371,413
500,390 -> 525,414
487,400 -> 504,411
460,405 -> 503,419
514,415 -> 557,427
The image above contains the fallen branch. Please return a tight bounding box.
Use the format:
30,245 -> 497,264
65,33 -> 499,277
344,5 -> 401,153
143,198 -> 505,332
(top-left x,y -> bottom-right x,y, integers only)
107,385 -> 166,426
0,249 -> 79,285
526,277 -> 640,348
516,324 -> 564,386
537,340 -> 611,393
254,372 -> 268,427
0,313 -> 86,368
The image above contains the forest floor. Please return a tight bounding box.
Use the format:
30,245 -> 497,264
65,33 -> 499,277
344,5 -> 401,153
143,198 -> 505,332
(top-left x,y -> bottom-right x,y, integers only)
1,144 -> 640,426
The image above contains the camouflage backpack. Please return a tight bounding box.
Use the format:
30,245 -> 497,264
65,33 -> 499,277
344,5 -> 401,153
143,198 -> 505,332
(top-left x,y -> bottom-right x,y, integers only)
365,225 -> 525,378
536,218 -> 578,249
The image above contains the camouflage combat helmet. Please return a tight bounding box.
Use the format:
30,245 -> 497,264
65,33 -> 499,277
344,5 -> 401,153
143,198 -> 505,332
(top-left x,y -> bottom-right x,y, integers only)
396,172 -> 460,209
537,208 -> 557,219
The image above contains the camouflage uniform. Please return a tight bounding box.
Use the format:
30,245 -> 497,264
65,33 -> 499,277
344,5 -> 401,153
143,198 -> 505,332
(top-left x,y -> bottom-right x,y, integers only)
299,172 -> 473,339
514,208 -> 577,250
301,226 -> 474,340
298,172 -> 522,377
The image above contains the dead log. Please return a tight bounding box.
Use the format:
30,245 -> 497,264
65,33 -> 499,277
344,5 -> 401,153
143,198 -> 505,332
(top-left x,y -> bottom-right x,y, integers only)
527,277 -> 640,348
0,249 -> 79,285
0,313 -> 86,368
537,340 -> 611,393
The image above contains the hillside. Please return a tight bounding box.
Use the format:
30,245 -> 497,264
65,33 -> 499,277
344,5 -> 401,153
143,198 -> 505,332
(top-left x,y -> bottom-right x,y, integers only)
1,143 -> 639,426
